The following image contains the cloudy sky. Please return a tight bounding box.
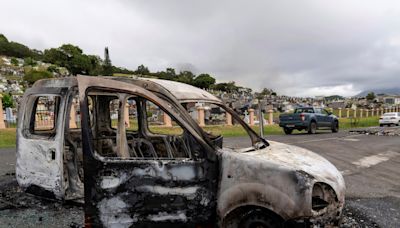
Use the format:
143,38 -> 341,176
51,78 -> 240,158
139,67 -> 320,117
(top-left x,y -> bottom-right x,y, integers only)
1,0 -> 400,97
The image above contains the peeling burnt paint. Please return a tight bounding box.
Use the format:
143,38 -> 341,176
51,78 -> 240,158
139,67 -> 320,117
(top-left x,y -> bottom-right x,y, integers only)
217,140 -> 345,226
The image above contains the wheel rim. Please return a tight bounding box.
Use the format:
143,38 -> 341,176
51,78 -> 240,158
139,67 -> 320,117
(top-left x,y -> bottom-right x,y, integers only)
240,213 -> 277,228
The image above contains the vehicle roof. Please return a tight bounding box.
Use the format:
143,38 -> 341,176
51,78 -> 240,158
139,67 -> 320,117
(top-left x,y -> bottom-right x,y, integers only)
142,78 -> 221,103
32,76 -> 221,103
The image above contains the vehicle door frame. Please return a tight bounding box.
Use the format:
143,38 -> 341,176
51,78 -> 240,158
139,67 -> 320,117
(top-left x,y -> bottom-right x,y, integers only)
322,109 -> 333,127
77,76 -> 218,227
314,108 -> 325,127
16,87 -> 68,199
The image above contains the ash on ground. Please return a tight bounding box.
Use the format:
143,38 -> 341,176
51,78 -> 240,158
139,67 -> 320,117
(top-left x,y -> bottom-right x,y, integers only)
0,174 -> 381,228
0,175 -> 83,228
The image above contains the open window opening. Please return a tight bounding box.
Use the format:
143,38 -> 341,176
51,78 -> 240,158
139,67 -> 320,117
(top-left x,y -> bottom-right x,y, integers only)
86,90 -> 201,160
182,102 -> 265,151
24,95 -> 61,139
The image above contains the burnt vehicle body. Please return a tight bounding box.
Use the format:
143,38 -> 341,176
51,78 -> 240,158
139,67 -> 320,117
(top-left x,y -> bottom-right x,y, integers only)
16,76 -> 345,227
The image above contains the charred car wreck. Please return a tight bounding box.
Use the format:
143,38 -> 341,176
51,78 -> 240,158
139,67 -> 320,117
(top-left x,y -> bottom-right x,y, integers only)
16,76 -> 345,227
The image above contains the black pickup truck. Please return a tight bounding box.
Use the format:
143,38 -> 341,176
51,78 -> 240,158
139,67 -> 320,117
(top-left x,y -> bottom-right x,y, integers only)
279,107 -> 339,134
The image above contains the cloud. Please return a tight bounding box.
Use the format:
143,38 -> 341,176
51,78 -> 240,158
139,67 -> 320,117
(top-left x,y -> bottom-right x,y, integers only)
1,0 -> 400,97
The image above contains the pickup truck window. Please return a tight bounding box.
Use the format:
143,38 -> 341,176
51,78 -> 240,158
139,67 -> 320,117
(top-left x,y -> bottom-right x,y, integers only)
322,109 -> 330,115
294,108 -> 314,113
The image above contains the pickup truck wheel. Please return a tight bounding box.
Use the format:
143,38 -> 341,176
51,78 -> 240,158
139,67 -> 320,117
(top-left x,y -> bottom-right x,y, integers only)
283,128 -> 293,135
308,121 -> 317,134
238,209 -> 283,228
331,121 -> 339,133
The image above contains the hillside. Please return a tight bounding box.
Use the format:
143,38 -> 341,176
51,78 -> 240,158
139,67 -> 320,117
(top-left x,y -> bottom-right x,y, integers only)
356,88 -> 400,97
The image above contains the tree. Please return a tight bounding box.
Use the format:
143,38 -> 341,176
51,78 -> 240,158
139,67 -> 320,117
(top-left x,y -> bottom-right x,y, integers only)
176,71 -> 195,84
112,66 -> 135,74
193,74 -> 216,89
43,44 -> 93,75
134,64 -> 150,75
366,92 -> 375,101
24,70 -> 53,85
88,55 -> 103,75
102,47 -> 113,76
47,65 -> 59,73
43,48 -> 68,66
1,93 -> 14,108
212,81 -> 238,92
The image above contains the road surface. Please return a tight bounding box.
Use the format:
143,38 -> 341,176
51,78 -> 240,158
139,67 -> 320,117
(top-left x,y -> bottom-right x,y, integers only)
1,130 -> 399,227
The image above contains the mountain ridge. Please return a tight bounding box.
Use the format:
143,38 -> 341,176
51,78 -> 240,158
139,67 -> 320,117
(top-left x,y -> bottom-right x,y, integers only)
356,88 -> 400,97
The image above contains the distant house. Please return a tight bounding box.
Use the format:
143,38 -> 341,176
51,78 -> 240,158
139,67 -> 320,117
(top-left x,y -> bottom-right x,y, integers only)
329,101 -> 346,109
382,96 -> 400,105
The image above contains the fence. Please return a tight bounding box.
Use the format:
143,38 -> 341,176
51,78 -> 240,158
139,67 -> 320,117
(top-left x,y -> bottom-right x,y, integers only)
1,101 -> 400,129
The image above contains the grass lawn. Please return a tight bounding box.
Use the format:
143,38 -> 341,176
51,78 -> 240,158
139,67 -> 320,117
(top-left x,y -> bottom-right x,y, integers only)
339,116 -> 380,129
0,116 -> 381,148
0,128 -> 16,148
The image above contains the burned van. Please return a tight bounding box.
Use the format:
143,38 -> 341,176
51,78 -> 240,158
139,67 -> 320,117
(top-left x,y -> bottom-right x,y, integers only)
16,76 -> 345,227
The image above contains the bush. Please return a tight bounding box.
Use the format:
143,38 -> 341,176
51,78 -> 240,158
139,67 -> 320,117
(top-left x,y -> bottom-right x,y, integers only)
10,58 -> 18,66
24,70 -> 53,85
1,93 -> 14,108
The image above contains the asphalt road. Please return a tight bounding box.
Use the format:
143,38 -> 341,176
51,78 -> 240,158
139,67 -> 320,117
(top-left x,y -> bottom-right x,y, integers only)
0,148 -> 14,177
1,130 -> 400,227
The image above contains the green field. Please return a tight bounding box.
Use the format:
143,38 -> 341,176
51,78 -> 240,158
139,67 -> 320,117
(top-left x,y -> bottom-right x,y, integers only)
0,128 -> 17,148
0,116 -> 381,148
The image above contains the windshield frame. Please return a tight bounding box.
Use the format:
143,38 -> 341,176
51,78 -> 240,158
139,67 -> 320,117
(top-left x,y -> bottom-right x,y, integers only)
182,101 -> 269,148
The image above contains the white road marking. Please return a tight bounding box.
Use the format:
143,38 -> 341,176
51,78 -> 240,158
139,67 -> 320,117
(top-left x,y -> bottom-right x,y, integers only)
341,151 -> 400,176
341,138 -> 360,142
352,151 -> 400,168
292,134 -> 363,144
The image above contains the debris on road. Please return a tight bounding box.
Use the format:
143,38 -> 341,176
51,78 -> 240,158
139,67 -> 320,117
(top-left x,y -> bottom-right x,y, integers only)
349,126 -> 400,136
0,176 -> 83,227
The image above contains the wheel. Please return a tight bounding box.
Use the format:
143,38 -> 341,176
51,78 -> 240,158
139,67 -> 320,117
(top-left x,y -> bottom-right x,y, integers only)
380,124 -> 384,127
308,121 -> 317,134
238,209 -> 283,228
284,128 -> 293,135
331,121 -> 339,133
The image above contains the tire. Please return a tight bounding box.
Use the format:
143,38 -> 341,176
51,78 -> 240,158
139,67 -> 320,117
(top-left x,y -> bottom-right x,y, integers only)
238,209 -> 283,228
380,124 -> 384,127
331,121 -> 339,133
284,128 -> 293,135
308,121 -> 317,134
